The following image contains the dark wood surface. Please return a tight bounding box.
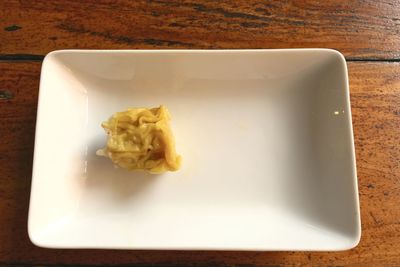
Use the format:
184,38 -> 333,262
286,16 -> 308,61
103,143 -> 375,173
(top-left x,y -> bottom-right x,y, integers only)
1,0 -> 400,59
1,1 -> 399,266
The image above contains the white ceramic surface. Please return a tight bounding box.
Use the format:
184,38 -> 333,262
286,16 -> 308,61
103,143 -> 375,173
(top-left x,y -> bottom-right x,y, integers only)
28,49 -> 361,250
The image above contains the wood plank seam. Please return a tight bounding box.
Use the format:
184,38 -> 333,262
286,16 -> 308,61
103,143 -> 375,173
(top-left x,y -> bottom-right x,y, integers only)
0,54 -> 400,62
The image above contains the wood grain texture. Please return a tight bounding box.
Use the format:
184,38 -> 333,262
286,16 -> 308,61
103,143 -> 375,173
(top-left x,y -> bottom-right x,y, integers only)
1,0 -> 400,59
0,61 -> 399,266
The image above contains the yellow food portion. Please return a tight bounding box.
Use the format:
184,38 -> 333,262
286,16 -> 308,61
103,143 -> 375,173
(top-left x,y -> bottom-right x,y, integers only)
97,105 -> 181,173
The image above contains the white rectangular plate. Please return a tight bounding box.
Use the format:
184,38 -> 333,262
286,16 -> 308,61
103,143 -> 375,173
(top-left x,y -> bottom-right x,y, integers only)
29,49 -> 361,250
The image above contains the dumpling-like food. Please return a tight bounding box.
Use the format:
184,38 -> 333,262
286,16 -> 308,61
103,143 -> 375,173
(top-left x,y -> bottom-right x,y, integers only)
97,105 -> 181,173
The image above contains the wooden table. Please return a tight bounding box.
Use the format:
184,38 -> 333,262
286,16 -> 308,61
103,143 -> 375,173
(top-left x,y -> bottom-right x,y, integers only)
1,1 -> 399,266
